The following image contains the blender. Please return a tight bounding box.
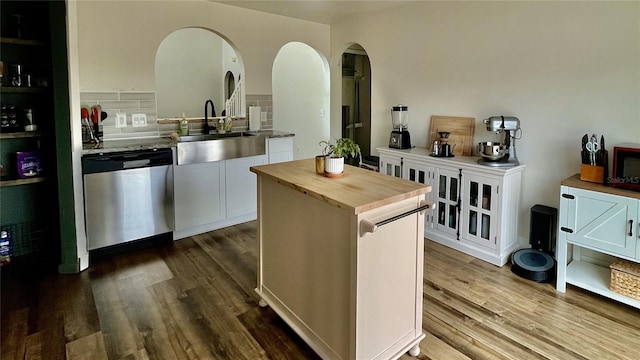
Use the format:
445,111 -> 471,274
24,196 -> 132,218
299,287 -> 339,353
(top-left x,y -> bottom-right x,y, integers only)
389,104 -> 412,149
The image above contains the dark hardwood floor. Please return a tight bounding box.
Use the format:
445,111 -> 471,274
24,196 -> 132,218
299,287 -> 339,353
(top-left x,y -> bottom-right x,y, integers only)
2,221 -> 640,359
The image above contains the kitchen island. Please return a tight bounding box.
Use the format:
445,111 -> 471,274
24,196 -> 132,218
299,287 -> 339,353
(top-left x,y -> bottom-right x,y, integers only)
250,159 -> 432,360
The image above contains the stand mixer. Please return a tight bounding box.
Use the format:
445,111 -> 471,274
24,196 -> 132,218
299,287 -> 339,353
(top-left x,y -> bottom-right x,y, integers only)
477,116 -> 521,167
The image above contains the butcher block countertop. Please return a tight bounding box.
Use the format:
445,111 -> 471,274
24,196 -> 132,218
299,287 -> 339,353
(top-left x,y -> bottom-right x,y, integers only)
250,158 -> 431,215
561,174 -> 640,200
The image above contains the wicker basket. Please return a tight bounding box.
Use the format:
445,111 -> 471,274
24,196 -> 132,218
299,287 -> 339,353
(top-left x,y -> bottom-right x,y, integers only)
610,259 -> 640,301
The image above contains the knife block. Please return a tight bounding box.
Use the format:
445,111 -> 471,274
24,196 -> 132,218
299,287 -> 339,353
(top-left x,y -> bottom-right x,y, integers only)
580,165 -> 604,183
580,150 -> 608,184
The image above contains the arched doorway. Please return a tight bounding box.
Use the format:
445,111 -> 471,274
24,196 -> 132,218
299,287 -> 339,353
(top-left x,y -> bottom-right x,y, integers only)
272,42 -> 330,160
341,44 -> 372,161
225,71 -> 235,101
155,28 -> 244,119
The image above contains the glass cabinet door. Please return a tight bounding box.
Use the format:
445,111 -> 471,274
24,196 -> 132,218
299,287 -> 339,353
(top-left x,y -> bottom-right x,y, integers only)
403,159 -> 435,227
435,168 -> 460,236
379,155 -> 402,178
463,173 -> 498,249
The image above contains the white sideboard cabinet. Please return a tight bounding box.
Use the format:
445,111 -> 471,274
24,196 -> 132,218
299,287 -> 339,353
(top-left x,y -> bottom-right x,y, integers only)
556,174 -> 640,308
378,147 -> 525,266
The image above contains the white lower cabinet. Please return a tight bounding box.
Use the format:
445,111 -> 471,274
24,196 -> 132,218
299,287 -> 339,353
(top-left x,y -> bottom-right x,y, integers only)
225,155 -> 268,219
378,147 -> 525,266
561,187 -> 637,258
556,175 -> 640,308
380,155 -> 402,178
461,173 -> 499,251
402,158 -> 435,225
174,136 -> 294,239
174,161 -> 226,233
267,137 -> 294,164
434,167 -> 460,237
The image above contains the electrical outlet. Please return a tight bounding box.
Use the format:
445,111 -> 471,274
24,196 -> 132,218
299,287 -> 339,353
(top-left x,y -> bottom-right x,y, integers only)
260,112 -> 267,121
116,112 -> 127,128
132,113 -> 147,127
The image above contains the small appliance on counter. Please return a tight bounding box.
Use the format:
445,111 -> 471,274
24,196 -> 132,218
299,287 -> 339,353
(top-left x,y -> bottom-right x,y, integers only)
431,131 -> 456,157
611,142 -> 639,191
388,104 -> 412,149
477,116 -> 521,167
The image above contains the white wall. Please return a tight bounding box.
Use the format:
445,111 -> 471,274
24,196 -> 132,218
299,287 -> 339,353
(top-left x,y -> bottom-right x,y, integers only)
222,40 -> 243,85
272,42 -> 330,160
330,1 -> 640,243
76,0 -> 329,95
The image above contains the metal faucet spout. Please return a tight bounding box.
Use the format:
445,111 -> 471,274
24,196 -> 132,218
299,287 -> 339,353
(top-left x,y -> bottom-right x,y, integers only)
204,99 -> 216,134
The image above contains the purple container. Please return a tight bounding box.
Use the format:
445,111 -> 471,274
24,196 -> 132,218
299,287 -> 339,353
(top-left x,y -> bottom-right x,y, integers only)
16,151 -> 42,178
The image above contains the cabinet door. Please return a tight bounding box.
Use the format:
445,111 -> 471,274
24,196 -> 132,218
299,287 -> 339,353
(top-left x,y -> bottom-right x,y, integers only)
226,154 -> 268,218
435,168 -> 460,236
379,154 -> 402,178
268,138 -> 293,164
402,159 -> 430,185
562,187 -> 638,257
174,161 -> 225,230
403,159 -> 435,226
462,174 -> 499,249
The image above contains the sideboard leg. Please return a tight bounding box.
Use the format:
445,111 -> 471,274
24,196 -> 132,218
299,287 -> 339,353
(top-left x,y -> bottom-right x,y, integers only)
408,343 -> 420,357
556,234 -> 568,293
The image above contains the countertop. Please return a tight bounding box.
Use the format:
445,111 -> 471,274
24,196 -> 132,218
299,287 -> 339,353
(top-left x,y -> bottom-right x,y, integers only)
82,130 -> 294,155
250,158 -> 431,215
561,174 -> 640,200
377,147 -> 526,174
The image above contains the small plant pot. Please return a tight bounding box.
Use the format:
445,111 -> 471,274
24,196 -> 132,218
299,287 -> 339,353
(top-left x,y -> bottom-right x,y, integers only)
324,156 -> 344,178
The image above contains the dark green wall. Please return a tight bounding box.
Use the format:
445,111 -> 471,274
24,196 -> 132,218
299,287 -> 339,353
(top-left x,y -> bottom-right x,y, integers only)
50,1 -> 78,273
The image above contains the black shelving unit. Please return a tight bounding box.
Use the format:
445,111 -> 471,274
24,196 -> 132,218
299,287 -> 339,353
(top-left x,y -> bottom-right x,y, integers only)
1,1 -> 61,271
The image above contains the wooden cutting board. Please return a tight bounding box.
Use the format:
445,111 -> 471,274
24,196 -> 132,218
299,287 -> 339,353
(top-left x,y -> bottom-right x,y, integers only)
428,115 -> 475,156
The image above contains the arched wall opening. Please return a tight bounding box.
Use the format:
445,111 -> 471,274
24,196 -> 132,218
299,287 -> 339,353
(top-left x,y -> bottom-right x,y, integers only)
272,42 -> 330,160
155,27 -> 244,119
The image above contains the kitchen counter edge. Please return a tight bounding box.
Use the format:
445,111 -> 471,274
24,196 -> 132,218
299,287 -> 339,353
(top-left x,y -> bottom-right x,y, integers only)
251,158 -> 431,215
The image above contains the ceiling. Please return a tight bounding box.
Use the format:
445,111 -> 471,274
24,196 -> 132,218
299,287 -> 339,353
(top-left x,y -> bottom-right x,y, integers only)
214,0 -> 415,25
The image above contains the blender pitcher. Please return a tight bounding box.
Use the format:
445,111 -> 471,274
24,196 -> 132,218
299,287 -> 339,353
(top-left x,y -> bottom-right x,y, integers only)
391,105 -> 408,130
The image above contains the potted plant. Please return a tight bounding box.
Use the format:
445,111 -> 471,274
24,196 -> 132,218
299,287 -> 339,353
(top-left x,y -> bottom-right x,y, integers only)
319,138 -> 362,177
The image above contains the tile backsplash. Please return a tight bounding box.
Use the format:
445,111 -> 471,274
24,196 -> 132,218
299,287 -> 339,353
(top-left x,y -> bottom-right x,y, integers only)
246,94 -> 273,130
80,91 -> 159,140
80,91 -> 274,140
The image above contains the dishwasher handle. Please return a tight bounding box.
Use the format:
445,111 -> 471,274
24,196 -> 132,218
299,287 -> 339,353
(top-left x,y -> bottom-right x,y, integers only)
360,201 -> 433,234
83,148 -> 172,174
123,159 -> 150,169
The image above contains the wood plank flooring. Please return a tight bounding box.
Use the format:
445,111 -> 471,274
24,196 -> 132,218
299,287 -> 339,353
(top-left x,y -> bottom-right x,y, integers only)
2,220 -> 640,359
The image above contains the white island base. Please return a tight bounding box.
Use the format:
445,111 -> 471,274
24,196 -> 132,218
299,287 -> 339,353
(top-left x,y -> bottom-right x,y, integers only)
251,159 -> 430,360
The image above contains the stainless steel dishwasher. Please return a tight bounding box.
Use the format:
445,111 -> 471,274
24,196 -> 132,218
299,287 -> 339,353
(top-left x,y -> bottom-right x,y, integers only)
82,148 -> 174,250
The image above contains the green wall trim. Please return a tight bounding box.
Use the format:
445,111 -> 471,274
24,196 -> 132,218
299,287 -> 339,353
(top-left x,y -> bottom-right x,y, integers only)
50,1 -> 79,273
